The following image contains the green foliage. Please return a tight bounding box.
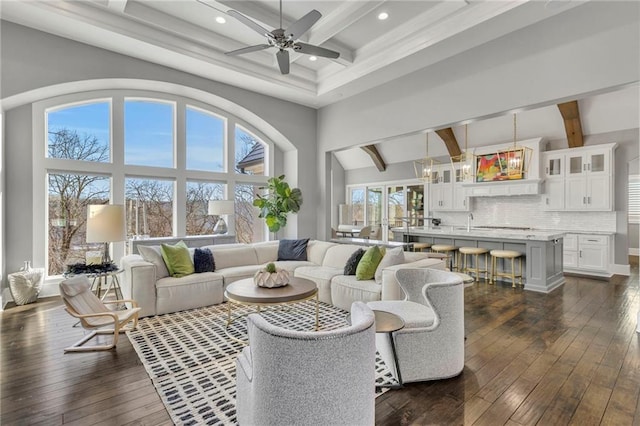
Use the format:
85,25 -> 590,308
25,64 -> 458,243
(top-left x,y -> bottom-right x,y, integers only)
252,175 -> 303,233
265,262 -> 277,273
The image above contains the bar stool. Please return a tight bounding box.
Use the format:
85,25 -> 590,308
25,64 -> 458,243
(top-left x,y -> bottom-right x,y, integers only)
489,250 -> 523,287
458,246 -> 489,282
411,242 -> 431,252
431,244 -> 458,271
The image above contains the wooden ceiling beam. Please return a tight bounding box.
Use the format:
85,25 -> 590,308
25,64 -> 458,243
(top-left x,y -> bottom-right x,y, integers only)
557,100 -> 584,148
435,127 -> 462,160
361,145 -> 386,172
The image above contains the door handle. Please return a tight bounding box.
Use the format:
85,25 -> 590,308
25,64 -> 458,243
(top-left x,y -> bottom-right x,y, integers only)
583,196 -> 586,205
587,196 -> 591,204
579,250 -> 582,258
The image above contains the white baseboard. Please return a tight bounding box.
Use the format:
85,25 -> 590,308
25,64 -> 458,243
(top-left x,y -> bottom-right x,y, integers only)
611,263 -> 631,276
629,248 -> 639,256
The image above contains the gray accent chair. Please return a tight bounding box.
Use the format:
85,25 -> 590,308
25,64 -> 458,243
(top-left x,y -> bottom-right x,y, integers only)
367,268 -> 464,384
235,302 -> 376,426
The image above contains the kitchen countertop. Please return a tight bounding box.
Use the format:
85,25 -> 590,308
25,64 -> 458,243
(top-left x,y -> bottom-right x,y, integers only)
391,226 -> 565,241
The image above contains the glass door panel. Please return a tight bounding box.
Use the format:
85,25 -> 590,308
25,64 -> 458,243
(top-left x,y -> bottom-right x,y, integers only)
367,187 -> 383,233
349,188 -> 365,226
387,186 -> 405,240
407,185 -> 424,227
590,153 -> 605,172
569,155 -> 584,175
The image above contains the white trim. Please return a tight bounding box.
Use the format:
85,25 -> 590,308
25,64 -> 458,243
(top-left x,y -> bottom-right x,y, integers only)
611,263 -> 631,276
630,248 -> 640,256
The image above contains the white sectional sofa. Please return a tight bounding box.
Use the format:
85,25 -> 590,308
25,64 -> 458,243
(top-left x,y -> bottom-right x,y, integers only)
120,239 -> 445,317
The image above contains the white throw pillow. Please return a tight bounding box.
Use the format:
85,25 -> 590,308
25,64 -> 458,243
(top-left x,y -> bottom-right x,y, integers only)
138,245 -> 170,279
374,247 -> 405,284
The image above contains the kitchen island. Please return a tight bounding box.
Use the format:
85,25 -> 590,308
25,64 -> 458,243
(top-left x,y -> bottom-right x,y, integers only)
391,226 -> 565,293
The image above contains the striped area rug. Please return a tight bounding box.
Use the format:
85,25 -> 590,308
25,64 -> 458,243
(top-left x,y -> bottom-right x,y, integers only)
127,301 -> 396,425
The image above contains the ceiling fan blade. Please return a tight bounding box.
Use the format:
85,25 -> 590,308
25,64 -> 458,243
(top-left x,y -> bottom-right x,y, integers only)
227,10 -> 271,37
285,9 -> 321,40
225,44 -> 271,56
276,49 -> 290,75
295,42 -> 340,59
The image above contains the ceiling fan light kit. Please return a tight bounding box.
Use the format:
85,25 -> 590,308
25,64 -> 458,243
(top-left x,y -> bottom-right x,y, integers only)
224,0 -> 340,74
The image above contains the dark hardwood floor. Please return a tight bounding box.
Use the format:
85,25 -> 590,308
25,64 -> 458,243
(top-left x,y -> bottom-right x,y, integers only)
2,260 -> 638,425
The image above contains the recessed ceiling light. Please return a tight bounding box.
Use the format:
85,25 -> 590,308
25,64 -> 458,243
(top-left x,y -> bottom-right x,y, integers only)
216,16 -> 226,24
377,12 -> 389,21
309,56 -> 318,61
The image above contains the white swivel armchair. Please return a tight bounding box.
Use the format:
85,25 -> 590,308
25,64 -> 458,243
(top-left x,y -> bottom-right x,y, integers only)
367,268 -> 464,384
235,302 -> 376,426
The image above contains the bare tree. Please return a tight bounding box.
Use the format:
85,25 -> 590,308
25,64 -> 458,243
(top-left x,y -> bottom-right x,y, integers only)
125,179 -> 173,238
186,182 -> 222,235
234,133 -> 264,243
47,129 -> 110,274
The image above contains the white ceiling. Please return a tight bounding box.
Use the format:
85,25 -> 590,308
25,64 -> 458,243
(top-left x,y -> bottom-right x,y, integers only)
1,1 -> 638,171
1,0 -> 586,108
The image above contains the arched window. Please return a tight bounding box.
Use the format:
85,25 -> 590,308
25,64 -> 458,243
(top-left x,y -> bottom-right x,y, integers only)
36,91 -> 274,276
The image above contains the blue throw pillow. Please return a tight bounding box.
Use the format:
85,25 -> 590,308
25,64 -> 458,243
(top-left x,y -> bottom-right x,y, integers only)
344,248 -> 366,275
277,238 -> 310,261
194,248 -> 215,273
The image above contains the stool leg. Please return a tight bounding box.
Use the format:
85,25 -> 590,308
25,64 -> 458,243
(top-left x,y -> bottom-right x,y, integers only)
511,257 -> 516,288
490,256 -> 494,284
483,252 -> 488,282
519,257 -> 523,287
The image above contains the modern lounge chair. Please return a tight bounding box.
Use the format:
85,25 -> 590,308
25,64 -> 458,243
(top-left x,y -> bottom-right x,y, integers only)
59,275 -> 141,352
357,225 -> 372,239
235,301 -> 376,426
367,268 -> 464,384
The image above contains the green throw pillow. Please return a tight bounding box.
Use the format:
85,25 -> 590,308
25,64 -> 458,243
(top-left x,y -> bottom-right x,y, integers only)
160,241 -> 194,278
356,246 -> 385,280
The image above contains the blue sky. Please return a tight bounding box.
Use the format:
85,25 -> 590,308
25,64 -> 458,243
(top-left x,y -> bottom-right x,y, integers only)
47,100 -> 228,169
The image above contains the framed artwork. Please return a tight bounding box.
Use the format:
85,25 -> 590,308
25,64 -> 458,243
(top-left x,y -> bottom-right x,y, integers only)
475,149 -> 524,182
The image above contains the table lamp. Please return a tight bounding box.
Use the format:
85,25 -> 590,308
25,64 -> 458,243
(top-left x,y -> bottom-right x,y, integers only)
86,204 -> 126,265
208,200 -> 235,235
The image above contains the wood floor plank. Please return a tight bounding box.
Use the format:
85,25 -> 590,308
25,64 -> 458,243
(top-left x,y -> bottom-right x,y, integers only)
3,262 -> 638,426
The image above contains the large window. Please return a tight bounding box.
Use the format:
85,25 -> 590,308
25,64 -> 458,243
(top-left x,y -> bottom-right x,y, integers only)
38,91 -> 274,277
125,100 -> 175,167
186,107 -> 225,172
48,173 -> 110,275
235,125 -> 266,175
186,181 -> 225,236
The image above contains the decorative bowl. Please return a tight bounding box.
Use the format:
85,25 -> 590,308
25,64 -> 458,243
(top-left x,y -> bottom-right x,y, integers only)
254,269 -> 290,288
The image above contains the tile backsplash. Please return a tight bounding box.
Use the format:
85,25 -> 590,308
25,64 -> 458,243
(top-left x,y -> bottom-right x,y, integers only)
436,195 -> 617,232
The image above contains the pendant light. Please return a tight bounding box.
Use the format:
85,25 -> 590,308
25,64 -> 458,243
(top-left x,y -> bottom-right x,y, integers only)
498,113 -> 533,180
414,132 -> 439,182
449,124 -> 475,182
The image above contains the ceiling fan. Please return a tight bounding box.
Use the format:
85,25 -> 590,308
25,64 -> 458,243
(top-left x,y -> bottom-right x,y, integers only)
221,0 -> 340,74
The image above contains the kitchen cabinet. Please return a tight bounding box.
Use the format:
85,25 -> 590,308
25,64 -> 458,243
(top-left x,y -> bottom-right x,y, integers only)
429,164 -> 470,212
563,233 -> 612,276
542,151 -> 565,210
541,144 -> 615,211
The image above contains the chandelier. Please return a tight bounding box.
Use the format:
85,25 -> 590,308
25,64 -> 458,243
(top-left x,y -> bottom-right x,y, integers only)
450,124 -> 475,182
414,132 -> 439,182
498,113 -> 533,179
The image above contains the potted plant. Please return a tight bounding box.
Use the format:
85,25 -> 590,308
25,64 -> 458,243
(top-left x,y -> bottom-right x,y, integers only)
254,262 -> 289,288
253,175 -> 303,235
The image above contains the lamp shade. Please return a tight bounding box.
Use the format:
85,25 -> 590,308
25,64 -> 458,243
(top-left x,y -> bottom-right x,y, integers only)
208,200 -> 235,216
86,204 -> 126,243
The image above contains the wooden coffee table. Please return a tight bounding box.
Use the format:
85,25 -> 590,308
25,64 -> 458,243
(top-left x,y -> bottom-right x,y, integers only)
224,276 -> 319,344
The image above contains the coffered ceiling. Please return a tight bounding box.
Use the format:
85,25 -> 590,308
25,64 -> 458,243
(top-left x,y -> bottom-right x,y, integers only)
1,0 -> 584,108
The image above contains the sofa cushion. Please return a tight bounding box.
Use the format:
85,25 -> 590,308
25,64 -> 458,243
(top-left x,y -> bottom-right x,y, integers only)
155,272 -> 224,316
356,246 -> 385,280
306,240 -> 335,265
330,275 -> 382,311
367,300 -> 435,328
344,248 -> 366,275
277,238 -> 310,261
253,241 -> 280,264
194,248 -> 215,273
211,246 -> 259,269
216,265 -> 264,284
374,247 -> 405,284
137,245 -> 170,279
294,265 -> 343,305
322,244 -> 363,269
161,241 -> 194,277
271,260 -> 316,272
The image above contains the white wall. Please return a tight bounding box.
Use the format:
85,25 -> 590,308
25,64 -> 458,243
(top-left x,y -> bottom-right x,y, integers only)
0,21 -> 318,290
317,1 -> 640,239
